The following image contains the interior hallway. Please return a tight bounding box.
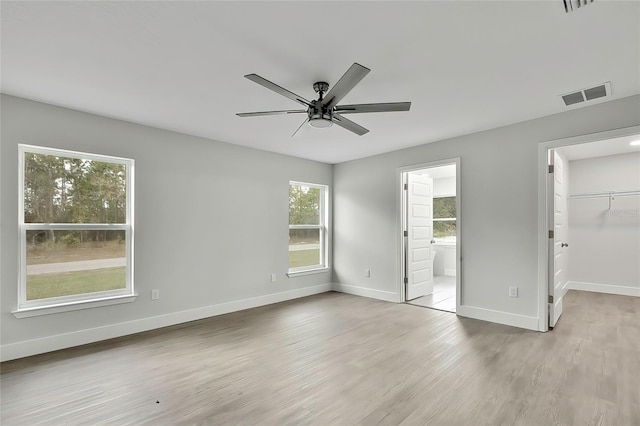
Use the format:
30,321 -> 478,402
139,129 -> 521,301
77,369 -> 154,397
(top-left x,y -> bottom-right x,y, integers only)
1,290 -> 638,424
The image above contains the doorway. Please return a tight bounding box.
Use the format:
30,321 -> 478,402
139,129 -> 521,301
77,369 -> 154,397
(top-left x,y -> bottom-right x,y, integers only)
540,128 -> 640,331
400,159 -> 460,313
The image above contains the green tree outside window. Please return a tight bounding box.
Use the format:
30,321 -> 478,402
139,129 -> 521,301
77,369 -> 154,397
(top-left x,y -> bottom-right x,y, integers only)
433,196 -> 456,240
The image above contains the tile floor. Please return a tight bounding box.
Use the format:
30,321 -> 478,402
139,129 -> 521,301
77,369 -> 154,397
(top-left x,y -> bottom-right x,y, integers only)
407,275 -> 456,312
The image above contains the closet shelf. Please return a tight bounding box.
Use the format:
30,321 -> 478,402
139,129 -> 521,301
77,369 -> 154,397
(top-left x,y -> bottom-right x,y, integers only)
568,189 -> 640,199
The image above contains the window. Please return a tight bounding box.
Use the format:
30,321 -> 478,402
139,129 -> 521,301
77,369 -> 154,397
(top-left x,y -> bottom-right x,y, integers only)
17,145 -> 134,314
433,196 -> 456,243
288,182 -> 328,274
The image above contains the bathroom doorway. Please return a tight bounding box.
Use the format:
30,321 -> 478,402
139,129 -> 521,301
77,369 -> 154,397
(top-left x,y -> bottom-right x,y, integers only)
401,159 -> 460,313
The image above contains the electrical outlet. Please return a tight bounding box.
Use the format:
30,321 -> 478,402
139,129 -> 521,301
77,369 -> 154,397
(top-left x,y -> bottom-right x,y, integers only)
509,286 -> 518,298
364,269 -> 371,278
270,273 -> 276,282
151,289 -> 160,300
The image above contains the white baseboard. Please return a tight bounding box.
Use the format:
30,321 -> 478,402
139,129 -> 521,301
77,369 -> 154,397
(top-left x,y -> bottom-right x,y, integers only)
444,269 -> 457,277
332,283 -> 399,303
0,284 -> 332,362
457,305 -> 539,331
332,284 -> 539,330
567,281 -> 640,297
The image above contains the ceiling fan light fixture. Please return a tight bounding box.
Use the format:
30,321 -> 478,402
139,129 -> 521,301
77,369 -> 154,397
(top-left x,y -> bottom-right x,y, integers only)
309,118 -> 333,128
308,112 -> 333,128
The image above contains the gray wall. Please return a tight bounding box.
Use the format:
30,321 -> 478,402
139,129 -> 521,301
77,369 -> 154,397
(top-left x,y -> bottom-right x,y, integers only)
568,152 -> 640,289
333,95 -> 640,326
1,95 -> 332,358
2,94 -> 639,358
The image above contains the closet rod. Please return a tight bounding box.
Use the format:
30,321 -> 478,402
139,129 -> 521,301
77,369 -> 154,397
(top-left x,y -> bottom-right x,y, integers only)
568,189 -> 640,199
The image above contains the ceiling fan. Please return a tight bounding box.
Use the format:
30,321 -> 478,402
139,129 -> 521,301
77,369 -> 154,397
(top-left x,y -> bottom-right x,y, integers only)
236,63 -> 411,136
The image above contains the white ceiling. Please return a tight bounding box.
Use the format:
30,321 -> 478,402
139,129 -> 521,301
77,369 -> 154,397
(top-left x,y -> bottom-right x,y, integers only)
2,1 -> 639,164
415,164 -> 456,179
558,134 -> 640,161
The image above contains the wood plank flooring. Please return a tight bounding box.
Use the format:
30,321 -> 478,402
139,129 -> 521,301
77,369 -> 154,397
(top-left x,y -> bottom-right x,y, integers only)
407,275 -> 456,312
1,290 -> 638,425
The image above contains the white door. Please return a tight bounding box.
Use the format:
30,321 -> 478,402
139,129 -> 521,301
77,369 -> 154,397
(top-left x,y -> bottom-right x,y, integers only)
548,150 -> 568,328
406,173 -> 434,300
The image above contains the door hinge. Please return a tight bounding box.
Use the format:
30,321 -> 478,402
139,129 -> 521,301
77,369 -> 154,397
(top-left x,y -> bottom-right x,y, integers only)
548,295 -> 554,304
404,277 -> 408,284
404,183 -> 408,190
548,164 -> 554,173
403,230 -> 408,237
548,230 -> 554,239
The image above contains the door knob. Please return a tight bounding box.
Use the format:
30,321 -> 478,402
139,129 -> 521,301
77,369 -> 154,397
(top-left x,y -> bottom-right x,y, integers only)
561,242 -> 569,248
431,239 -> 436,244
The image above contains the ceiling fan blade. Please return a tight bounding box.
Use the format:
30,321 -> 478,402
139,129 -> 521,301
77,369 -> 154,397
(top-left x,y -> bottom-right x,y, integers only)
331,114 -> 369,136
322,63 -> 370,109
334,102 -> 411,114
245,74 -> 313,107
236,110 -> 307,117
292,117 -> 309,137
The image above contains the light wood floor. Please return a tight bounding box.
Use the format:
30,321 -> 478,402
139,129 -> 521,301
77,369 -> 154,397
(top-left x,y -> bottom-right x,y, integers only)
407,275 -> 456,312
1,290 -> 638,425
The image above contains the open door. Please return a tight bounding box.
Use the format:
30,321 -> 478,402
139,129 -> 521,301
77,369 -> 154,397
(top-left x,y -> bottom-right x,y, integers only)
548,150 -> 568,328
406,173 -> 434,300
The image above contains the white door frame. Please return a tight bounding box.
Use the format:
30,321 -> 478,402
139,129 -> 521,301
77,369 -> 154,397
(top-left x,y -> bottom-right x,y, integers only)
397,157 -> 462,309
536,125 -> 640,331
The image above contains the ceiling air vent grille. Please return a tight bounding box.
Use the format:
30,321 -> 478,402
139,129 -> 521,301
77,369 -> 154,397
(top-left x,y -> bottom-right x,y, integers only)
563,0 -> 594,13
584,85 -> 607,101
560,82 -> 611,107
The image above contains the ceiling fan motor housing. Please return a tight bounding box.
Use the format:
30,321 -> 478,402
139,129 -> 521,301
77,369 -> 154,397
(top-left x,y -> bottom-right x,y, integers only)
309,84 -> 333,127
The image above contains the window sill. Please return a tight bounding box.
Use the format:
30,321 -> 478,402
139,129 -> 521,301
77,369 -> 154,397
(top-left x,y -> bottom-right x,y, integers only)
12,294 -> 137,318
287,267 -> 331,278
433,241 -> 457,247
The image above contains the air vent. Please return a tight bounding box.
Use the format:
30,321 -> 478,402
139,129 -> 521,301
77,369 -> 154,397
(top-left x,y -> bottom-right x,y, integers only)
584,85 -> 607,101
563,0 -> 594,13
560,82 -> 611,107
562,92 -> 584,106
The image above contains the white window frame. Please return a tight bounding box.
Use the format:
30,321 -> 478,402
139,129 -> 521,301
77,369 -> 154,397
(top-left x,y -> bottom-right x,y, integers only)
433,195 -> 457,243
15,145 -> 135,317
287,181 -> 329,276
